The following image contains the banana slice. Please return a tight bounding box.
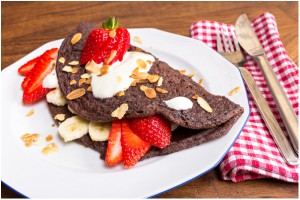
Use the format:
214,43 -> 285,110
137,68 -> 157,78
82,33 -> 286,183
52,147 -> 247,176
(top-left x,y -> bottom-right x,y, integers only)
46,88 -> 67,106
88,121 -> 112,141
58,116 -> 89,142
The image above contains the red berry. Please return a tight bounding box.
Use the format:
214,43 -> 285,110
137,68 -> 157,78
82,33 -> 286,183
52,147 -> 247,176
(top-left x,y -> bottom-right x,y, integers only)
18,56 -> 41,76
129,115 -> 171,149
105,120 -> 123,166
121,120 -> 151,168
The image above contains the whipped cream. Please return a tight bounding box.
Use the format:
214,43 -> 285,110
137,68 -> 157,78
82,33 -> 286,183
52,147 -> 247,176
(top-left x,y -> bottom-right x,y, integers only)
91,52 -> 155,98
164,97 -> 193,110
43,60 -> 59,88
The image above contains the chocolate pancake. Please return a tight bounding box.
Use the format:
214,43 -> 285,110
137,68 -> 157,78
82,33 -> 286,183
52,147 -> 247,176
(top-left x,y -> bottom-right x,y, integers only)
56,22 -> 244,129
48,102 -> 243,160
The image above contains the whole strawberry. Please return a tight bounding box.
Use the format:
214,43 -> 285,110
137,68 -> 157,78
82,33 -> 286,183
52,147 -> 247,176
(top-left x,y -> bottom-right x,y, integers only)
80,17 -> 130,66
129,115 -> 171,149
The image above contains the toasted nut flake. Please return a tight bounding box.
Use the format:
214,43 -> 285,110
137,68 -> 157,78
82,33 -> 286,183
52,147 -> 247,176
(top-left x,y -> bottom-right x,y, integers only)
192,94 -> 200,99
66,88 -> 86,100
148,74 -> 160,83
197,97 -> 212,113
71,33 -> 82,44
188,71 -> 197,78
85,60 -> 100,75
132,67 -> 139,76
42,143 -> 59,155
137,79 -> 149,84
229,86 -> 241,96
25,108 -> 35,117
198,78 -> 204,85
140,85 -> 148,91
54,114 -> 65,121
144,88 -> 157,99
116,76 -> 122,83
71,68 -> 79,74
100,65 -> 110,75
146,60 -> 152,65
78,78 -> 86,86
109,30 -> 116,38
130,80 -> 138,86
81,73 -> 90,79
106,50 -> 117,64
115,91 -> 125,97
58,57 -> 65,64
111,103 -> 129,119
68,61 -> 79,65
21,133 -> 41,147
70,79 -> 77,85
86,77 -> 92,85
52,124 -> 55,127
46,135 -> 54,142
131,72 -> 149,80
133,36 -> 142,44
179,69 -> 186,74
157,77 -> 163,87
87,86 -> 92,92
136,59 -> 147,69
155,87 -> 168,94
63,66 -> 73,72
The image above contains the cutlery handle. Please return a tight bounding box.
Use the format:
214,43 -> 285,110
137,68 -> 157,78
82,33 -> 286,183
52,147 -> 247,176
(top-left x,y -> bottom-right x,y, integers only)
239,67 -> 298,165
254,54 -> 298,154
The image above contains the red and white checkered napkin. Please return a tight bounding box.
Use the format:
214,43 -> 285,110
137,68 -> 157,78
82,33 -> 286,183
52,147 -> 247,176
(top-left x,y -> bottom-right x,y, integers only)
190,12 -> 298,183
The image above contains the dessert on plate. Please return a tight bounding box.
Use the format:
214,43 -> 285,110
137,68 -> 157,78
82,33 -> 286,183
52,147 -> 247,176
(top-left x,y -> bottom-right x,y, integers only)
18,17 -> 244,168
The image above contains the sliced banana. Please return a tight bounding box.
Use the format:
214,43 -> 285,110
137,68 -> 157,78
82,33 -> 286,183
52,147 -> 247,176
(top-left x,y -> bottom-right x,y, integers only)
88,121 -> 111,141
46,88 -> 67,106
67,105 -> 77,114
58,116 -> 89,142
171,123 -> 179,132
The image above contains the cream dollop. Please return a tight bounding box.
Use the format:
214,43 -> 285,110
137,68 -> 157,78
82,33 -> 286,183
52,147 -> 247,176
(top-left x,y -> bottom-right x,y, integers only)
164,97 -> 193,110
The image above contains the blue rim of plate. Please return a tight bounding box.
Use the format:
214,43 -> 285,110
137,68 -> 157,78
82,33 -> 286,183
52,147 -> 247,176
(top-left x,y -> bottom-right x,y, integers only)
1,34 -> 251,198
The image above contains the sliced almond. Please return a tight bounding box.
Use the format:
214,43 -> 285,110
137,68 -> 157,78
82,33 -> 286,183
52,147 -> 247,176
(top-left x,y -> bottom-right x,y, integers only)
54,114 -> 65,121
115,91 -> 125,97
179,69 -> 186,74
71,33 -> 82,44
131,72 -> 149,80
105,50 -> 117,64
58,57 -> 65,64
109,30 -> 116,38
70,79 -> 77,85
85,77 -> 92,85
46,135 -> 54,142
25,108 -> 35,117
146,60 -> 152,65
197,97 -> 212,113
157,77 -> 163,87
147,74 -> 160,83
137,79 -> 149,84
136,59 -> 147,69
198,78 -> 204,86
144,88 -> 156,99
133,36 -> 142,44
68,61 -> 79,66
111,103 -> 129,119
62,66 -> 73,72
140,85 -> 148,91
229,86 -> 241,96
66,88 -> 86,100
132,67 -> 139,76
192,94 -> 199,99
71,68 -> 79,74
81,73 -> 90,79
78,78 -> 87,86
87,86 -> 92,92
85,60 -> 100,75
42,143 -> 59,155
21,133 -> 41,147
100,65 -> 110,75
155,87 -> 168,94
130,80 -> 138,87
188,71 -> 197,78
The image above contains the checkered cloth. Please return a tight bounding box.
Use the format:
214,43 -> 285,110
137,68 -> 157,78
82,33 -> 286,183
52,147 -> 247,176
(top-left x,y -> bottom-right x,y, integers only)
190,12 -> 298,183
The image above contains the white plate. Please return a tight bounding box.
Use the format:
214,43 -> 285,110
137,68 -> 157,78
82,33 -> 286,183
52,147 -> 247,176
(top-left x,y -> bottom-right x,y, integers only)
1,28 -> 250,198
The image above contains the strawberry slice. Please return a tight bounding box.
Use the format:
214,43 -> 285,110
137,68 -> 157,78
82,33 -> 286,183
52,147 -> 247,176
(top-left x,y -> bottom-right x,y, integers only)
129,115 -> 171,149
18,56 -> 41,76
21,74 -> 32,89
121,120 -> 151,168
22,48 -> 58,104
105,120 -> 123,166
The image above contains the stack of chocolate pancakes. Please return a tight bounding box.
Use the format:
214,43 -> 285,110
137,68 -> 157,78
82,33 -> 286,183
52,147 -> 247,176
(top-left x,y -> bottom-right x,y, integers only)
48,22 -> 244,161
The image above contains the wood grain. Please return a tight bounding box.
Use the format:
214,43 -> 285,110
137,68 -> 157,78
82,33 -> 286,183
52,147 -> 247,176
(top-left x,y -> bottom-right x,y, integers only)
1,1 -> 298,198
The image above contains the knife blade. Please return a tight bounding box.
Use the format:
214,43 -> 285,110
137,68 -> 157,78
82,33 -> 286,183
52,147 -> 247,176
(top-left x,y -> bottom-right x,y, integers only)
235,14 -> 299,155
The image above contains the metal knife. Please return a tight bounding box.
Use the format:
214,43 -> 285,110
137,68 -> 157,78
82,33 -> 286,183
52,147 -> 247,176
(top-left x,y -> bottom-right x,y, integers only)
235,14 -> 299,156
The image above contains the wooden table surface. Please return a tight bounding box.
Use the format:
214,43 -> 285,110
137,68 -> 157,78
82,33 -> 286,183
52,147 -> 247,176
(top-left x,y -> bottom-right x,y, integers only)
1,1 -> 298,198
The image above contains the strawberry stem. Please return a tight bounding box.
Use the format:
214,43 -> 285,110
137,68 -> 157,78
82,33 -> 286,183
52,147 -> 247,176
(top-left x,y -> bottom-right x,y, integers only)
102,17 -> 119,30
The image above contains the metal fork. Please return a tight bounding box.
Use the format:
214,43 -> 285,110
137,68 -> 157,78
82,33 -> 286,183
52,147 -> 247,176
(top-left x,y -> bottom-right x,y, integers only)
217,28 -> 298,165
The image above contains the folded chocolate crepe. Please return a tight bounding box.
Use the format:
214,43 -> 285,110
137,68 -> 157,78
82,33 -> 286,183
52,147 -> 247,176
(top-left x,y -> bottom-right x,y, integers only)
49,22 -> 244,161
